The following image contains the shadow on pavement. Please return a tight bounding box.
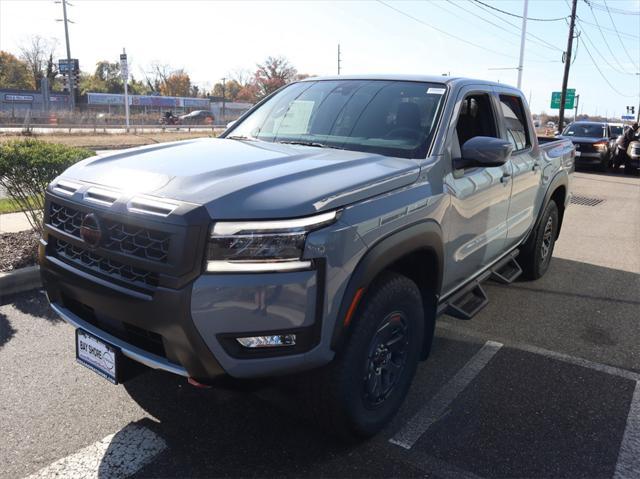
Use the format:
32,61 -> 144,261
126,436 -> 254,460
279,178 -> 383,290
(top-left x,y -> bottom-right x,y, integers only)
0,312 -> 16,349
123,371 -> 356,478
8,289 -> 60,323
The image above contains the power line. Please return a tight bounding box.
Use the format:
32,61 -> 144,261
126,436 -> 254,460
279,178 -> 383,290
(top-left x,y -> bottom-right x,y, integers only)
577,18 -> 639,39
441,0 -> 563,54
580,37 -> 637,97
601,0 -> 639,70
584,0 -> 633,73
466,0 -> 564,52
577,19 -> 637,75
376,0 -> 519,60
584,0 -> 640,16
471,0 -> 568,21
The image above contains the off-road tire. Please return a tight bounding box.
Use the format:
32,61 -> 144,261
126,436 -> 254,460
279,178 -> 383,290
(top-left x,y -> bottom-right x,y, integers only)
520,200 -> 559,280
304,272 -> 424,439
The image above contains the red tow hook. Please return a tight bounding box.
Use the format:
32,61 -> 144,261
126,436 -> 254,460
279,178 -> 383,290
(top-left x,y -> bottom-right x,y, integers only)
188,377 -> 212,389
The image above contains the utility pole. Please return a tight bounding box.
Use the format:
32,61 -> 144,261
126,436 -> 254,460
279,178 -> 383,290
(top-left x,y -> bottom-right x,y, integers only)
558,0 -> 578,132
337,43 -> 341,75
221,77 -> 226,122
574,94 -> 579,122
61,0 -> 74,111
516,0 -> 529,89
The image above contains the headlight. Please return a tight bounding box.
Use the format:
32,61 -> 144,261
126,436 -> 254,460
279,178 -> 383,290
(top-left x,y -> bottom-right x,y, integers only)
594,142 -> 607,152
206,210 -> 338,273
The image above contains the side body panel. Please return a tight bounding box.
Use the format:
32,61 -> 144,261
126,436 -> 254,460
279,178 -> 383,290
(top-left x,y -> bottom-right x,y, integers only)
440,85 -> 512,293
494,86 -> 544,249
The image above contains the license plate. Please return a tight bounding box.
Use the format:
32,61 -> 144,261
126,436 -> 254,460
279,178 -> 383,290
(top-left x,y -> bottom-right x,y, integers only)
575,151 -> 581,157
76,329 -> 120,384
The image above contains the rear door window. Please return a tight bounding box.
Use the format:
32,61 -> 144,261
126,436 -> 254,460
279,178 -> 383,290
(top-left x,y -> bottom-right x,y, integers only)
499,95 -> 531,152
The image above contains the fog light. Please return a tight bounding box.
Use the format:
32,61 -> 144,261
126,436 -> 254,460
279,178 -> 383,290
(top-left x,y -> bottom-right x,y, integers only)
236,334 -> 296,348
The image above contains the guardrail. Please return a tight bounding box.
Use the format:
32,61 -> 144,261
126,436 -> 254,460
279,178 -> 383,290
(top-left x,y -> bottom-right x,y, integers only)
0,124 -> 228,133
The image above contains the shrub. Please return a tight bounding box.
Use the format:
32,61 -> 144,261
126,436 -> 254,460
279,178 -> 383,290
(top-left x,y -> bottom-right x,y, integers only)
0,139 -> 95,234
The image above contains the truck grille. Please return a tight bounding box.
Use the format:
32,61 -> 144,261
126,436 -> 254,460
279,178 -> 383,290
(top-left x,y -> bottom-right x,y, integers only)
54,238 -> 159,287
49,202 -> 171,262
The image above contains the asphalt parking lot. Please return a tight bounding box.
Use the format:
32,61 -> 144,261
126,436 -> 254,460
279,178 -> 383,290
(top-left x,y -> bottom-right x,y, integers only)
1,171 -> 639,479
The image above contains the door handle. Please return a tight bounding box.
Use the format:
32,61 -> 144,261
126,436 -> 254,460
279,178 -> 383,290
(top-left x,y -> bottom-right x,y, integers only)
500,172 -> 511,184
532,162 -> 541,171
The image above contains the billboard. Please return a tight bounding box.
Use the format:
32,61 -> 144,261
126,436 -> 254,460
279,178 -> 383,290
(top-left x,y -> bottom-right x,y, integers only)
87,92 -> 210,109
87,93 -> 126,105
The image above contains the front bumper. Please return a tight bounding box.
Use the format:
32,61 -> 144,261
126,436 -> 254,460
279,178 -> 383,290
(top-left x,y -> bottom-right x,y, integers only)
574,151 -> 606,165
41,249 -> 226,380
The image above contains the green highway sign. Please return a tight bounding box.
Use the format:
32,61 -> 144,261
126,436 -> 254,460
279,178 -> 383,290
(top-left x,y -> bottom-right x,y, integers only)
550,89 -> 576,109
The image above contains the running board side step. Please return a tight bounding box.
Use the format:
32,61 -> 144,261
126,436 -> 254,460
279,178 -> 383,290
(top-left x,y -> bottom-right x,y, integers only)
440,272 -> 491,320
437,249 -> 522,321
490,252 -> 523,284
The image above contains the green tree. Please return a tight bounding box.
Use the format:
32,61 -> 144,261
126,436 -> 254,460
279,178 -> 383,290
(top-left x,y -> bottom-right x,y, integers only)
0,51 -> 33,89
211,79 -> 242,101
159,70 -> 192,97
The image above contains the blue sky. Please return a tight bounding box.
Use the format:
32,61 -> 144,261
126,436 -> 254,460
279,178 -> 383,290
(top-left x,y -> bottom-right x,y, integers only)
1,0 -> 638,116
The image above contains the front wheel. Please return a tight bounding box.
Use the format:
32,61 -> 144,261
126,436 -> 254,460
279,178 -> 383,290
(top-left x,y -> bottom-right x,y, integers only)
520,200 -> 559,280
305,272 -> 425,439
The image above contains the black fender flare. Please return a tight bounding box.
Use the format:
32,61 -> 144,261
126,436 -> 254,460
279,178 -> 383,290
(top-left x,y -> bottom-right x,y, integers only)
330,220 -> 444,350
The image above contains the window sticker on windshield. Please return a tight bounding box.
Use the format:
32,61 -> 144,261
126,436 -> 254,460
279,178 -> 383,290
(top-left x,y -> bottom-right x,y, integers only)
427,88 -> 446,95
277,100 -> 315,135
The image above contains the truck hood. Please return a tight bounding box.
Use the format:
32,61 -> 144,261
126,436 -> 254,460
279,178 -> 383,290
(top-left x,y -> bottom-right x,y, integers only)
62,138 -> 420,219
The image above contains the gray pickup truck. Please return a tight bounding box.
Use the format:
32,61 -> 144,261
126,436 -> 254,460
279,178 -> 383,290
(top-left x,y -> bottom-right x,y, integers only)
40,75 -> 574,438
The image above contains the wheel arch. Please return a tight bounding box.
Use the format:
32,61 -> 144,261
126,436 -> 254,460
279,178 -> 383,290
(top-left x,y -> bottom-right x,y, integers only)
330,220 -> 444,356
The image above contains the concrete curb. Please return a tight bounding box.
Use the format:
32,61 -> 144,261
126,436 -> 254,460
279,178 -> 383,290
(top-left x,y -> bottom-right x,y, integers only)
0,265 -> 41,299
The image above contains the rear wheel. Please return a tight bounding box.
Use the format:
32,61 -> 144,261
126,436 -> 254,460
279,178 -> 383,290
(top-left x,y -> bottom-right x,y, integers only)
520,200 -> 559,280
305,272 -> 424,439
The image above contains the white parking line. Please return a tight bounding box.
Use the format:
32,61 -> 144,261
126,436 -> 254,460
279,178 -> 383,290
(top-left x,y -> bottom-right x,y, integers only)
24,424 -> 166,479
437,321 -> 640,382
389,340 -> 502,450
614,381 -> 640,479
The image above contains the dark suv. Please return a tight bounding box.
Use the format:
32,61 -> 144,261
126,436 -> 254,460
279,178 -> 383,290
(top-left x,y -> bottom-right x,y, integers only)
559,121 -> 614,170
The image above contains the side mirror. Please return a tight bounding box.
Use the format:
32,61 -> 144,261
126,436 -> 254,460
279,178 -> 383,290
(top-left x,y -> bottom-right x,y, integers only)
454,136 -> 513,169
226,120 -> 236,129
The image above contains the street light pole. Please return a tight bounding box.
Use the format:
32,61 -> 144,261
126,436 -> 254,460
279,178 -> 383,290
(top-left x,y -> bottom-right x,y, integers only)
516,0 -> 529,89
61,0 -> 74,111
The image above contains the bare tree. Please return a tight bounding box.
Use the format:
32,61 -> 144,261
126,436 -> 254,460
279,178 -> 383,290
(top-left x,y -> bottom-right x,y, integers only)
19,36 -> 58,89
229,68 -> 253,87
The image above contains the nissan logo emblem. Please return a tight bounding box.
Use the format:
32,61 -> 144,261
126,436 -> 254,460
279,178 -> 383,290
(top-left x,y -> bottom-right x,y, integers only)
80,213 -> 103,248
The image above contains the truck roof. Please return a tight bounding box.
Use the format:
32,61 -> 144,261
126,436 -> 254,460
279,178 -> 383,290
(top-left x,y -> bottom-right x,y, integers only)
302,74 -> 516,91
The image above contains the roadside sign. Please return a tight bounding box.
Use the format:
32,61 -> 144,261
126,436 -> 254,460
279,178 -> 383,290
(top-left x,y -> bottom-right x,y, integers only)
119,53 -> 129,80
621,115 -> 635,120
120,50 -> 130,131
550,89 -> 576,109
58,59 -> 79,74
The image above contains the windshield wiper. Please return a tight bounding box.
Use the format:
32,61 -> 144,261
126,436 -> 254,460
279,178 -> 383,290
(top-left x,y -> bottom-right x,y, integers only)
226,135 -> 257,141
277,140 -> 344,150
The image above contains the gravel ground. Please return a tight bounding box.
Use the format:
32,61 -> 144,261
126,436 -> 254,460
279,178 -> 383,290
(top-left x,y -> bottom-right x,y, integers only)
0,230 -> 38,272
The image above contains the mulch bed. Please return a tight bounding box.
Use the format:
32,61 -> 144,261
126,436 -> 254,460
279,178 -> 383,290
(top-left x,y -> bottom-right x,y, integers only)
0,230 -> 39,272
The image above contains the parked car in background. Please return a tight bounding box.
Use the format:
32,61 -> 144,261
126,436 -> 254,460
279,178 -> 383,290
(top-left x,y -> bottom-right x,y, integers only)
558,121 -> 613,171
40,75 -> 574,439
179,110 -> 215,125
626,139 -> 640,174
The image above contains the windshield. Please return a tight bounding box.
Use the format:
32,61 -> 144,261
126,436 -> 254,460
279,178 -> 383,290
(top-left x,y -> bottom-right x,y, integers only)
609,125 -> 623,137
227,80 -> 447,159
562,123 -> 606,138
